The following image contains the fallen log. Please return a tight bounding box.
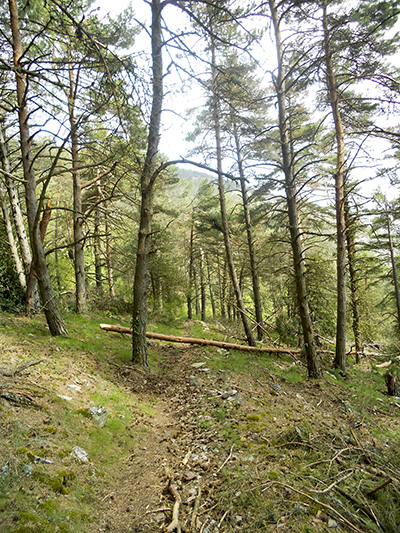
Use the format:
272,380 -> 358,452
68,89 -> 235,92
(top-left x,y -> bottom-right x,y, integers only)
99,323 -> 302,355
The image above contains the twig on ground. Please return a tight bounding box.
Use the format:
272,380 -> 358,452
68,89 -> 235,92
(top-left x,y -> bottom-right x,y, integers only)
190,487 -> 201,531
366,478 -> 393,497
0,359 -> 43,377
216,444 -> 234,474
309,470 -> 354,494
165,482 -> 181,533
262,480 -> 365,533
217,509 -> 230,528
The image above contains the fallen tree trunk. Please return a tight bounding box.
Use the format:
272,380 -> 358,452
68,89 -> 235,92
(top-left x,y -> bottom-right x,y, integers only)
99,323 -> 304,355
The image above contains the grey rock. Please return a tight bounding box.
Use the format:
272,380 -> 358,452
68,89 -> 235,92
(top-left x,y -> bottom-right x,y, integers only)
21,464 -> 32,476
191,362 -> 206,369
1,463 -> 9,477
328,519 -> 338,528
189,375 -> 200,387
72,446 -> 89,462
88,405 -> 107,427
221,389 -> 238,399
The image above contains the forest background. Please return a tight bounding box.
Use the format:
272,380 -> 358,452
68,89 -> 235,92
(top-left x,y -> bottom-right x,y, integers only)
1,0 -> 400,378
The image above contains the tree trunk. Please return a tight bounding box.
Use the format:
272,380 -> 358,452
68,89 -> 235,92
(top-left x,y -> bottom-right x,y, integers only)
0,121 -> 32,278
104,199 -> 115,297
210,37 -> 256,347
0,177 -> 26,289
232,118 -> 264,340
269,0 -> 322,378
206,253 -> 216,319
385,207 -> 400,328
200,248 -> 206,321
186,211 -> 194,319
344,197 -> 362,362
217,255 -> 225,318
94,177 -> 103,295
54,186 -> 62,293
9,0 -> 67,336
132,0 -> 163,369
68,59 -> 87,313
322,3 -> 347,372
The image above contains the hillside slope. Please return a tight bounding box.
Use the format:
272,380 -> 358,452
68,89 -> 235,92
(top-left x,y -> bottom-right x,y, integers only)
0,314 -> 399,532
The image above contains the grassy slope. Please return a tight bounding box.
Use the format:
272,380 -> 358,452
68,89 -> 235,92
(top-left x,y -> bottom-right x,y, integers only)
0,312 -> 399,532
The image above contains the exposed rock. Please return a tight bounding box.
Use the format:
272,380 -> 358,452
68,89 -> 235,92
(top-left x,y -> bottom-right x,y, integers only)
221,390 -> 237,399
72,446 -> 89,463
89,405 -> 108,427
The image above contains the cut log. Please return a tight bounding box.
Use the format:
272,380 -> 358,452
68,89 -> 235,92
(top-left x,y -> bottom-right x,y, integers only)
100,323 -> 302,355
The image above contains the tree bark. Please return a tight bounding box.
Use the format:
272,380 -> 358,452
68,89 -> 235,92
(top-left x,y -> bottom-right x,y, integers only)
200,248 -> 206,321
94,177 -> 103,295
132,0 -> 163,369
0,120 -> 32,279
206,253 -> 216,319
104,198 -> 115,297
9,0 -> 67,336
68,58 -> 87,313
385,206 -> 400,328
0,177 -> 26,289
210,37 -> 256,347
322,2 -> 347,372
186,210 -> 194,319
344,197 -> 362,362
232,118 -> 264,340
269,0 -> 322,378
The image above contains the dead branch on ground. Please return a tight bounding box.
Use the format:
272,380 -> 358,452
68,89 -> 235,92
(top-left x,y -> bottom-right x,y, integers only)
0,359 -> 42,377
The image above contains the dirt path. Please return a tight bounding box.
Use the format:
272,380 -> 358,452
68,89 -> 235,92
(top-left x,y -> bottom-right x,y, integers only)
99,343 -> 233,532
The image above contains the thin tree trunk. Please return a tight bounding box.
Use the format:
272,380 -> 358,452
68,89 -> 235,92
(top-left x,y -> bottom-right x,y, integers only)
9,0 -> 67,336
322,3 -> 347,372
104,199 -> 115,297
187,211 -> 194,319
269,0 -> 322,378
232,118 -> 264,340
217,255 -> 226,318
210,37 -> 256,347
344,197 -> 362,362
386,207 -> 400,328
0,119 -> 40,312
206,253 -> 216,319
132,0 -> 163,369
68,59 -> 87,313
0,178 -> 26,288
54,185 -> 62,293
0,121 -> 32,277
200,248 -> 206,321
94,177 -> 103,295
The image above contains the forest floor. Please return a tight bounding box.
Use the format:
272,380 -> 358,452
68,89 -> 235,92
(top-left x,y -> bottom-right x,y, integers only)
0,313 -> 400,533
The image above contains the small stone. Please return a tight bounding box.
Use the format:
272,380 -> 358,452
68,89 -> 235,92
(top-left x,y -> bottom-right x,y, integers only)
236,515 -> 243,523
67,383 -> 81,391
155,513 -> 165,522
72,446 -> 88,462
191,362 -> 206,368
221,390 -> 238,399
328,519 -> 338,528
57,394 -> 72,401
1,463 -> 9,477
88,406 -> 107,427
189,375 -> 200,387
21,464 -> 32,476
